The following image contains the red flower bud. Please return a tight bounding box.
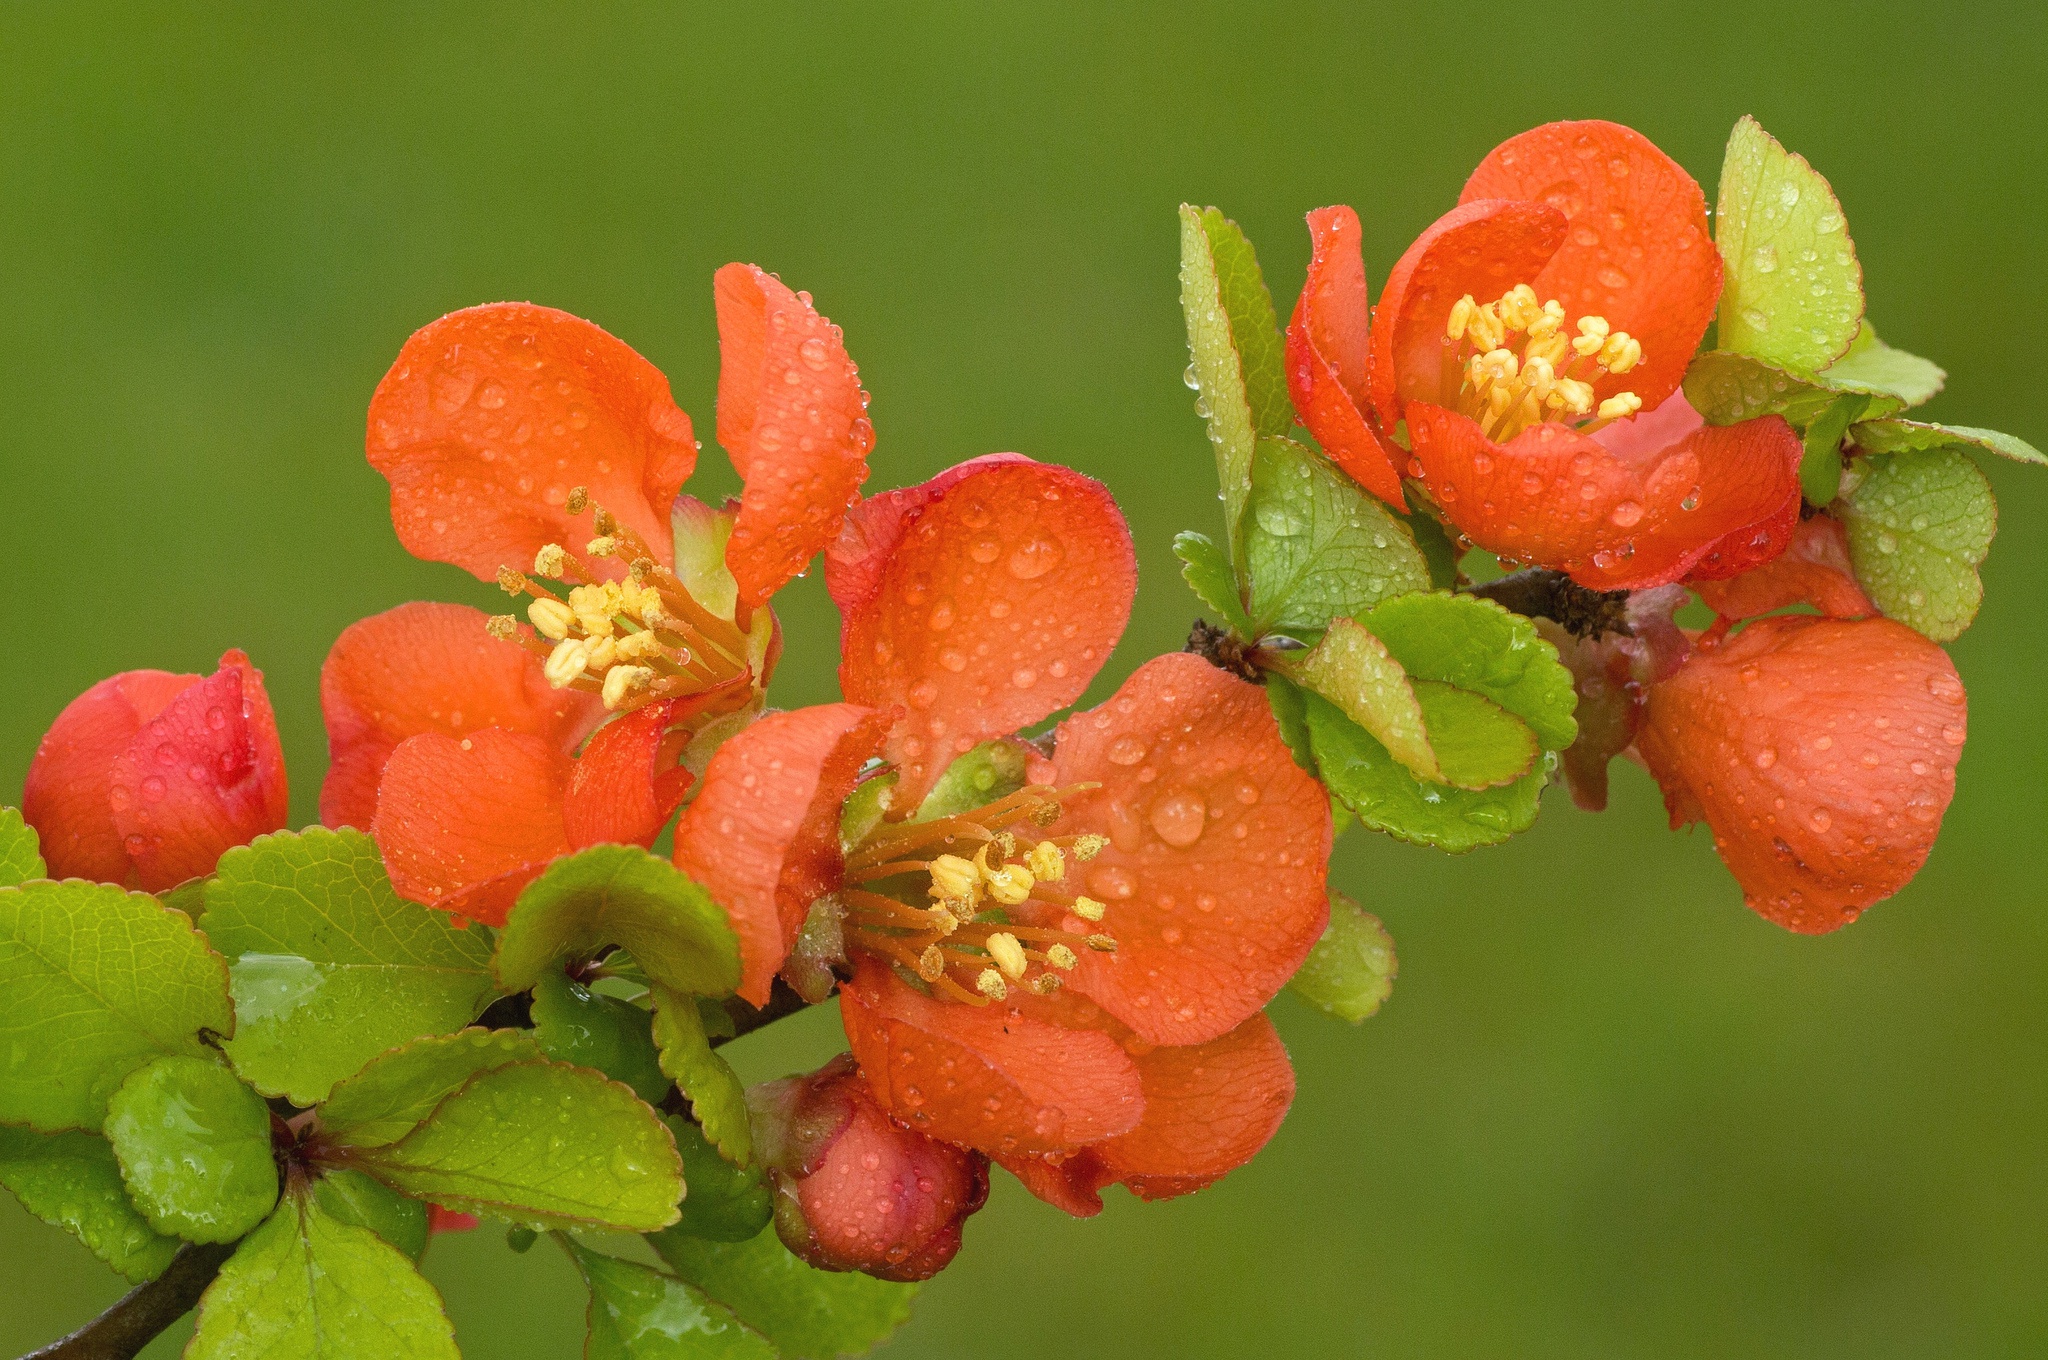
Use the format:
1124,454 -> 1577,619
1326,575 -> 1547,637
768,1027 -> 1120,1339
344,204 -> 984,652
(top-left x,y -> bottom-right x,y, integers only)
23,650 -> 288,890
749,1055 -> 988,1282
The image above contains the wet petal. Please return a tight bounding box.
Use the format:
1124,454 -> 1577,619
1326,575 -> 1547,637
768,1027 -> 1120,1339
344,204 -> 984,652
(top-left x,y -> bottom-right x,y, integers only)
371,728 -> 571,927
319,602 -> 604,831
1037,653 -> 1331,1046
827,456 -> 1136,807
1095,1012 -> 1294,1196
1461,120 -> 1720,413
367,303 -> 696,582
1693,512 -> 1874,620
562,702 -> 696,851
1635,616 -> 1965,933
672,704 -> 893,1005
24,668 -> 199,884
1286,206 -> 1404,506
714,265 -> 875,608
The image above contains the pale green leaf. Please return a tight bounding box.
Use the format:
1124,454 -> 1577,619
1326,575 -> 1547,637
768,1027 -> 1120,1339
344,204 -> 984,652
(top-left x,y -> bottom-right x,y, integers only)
0,808 -> 45,887
1265,673 -> 1315,775
1821,325 -> 1945,408
1245,435 -> 1430,635
1180,203 -> 1259,556
1358,592 -> 1579,750
671,495 -> 742,621
667,1116 -> 772,1242
1851,418 -> 2047,466
1173,530 -> 1252,634
533,970 -> 669,1105
311,1167 -> 429,1261
1685,325 -> 1938,428
569,1238 -> 779,1360
103,1056 -> 277,1243
1294,619 -> 1438,782
1411,682 -> 1539,791
1288,894 -> 1397,1024
1800,393 -> 1869,507
1839,448 -> 1996,642
316,1028 -> 543,1149
650,1223 -> 918,1360
915,741 -> 1028,822
838,773 -> 898,855
495,845 -> 741,999
0,1124 -> 179,1282
651,985 -> 751,1166
1198,206 -> 1292,439
0,879 -> 233,1132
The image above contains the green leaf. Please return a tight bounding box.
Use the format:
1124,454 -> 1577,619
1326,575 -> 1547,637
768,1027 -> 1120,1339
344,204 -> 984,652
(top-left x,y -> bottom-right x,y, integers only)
0,1124 -> 179,1282
569,1238 -> 779,1360
316,1028 -> 543,1149
1839,448 -> 1996,642
1799,393 -> 1869,507
159,878 -> 209,925
1685,325 -> 1939,428
0,808 -> 45,887
1245,435 -> 1431,636
1198,207 -> 1292,440
1173,529 -> 1252,634
1821,325 -> 1945,408
1714,115 -> 1864,373
1411,682 -> 1539,791
651,985 -> 752,1165
650,1223 -> 918,1360
0,879 -> 233,1132
103,1056 -> 277,1243
1358,592 -> 1580,750
311,1167 -> 429,1261
838,772 -> 898,854
1293,618 -> 1439,782
1851,418 -> 2047,467
187,1190 -> 458,1360
1303,689 -> 1550,852
338,1060 -> 683,1232
1400,507 -> 1464,590
915,741 -> 1029,822
1265,672 -> 1315,774
1288,894 -> 1397,1024
496,845 -> 742,999
207,828 -> 498,1107
1180,203 -> 1260,557
533,970 -> 670,1105
667,1116 -> 772,1242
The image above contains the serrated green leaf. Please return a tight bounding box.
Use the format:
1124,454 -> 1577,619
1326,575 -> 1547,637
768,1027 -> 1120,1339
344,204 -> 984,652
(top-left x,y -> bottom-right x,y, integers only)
1715,115 -> 1864,373
1411,682 -> 1539,790
1198,207 -> 1292,440
0,1124 -> 179,1282
838,773 -> 898,854
667,1116 -> 772,1242
316,1028 -> 542,1148
1821,325 -> 1945,408
1303,689 -> 1550,852
1173,530 -> 1252,634
650,1223 -> 918,1360
341,1060 -> 682,1232
1245,436 -> 1431,636
1800,393 -> 1869,507
0,879 -> 233,1133
651,985 -> 752,1166
1851,418 -> 2047,466
103,1056 -> 277,1243
569,1238 -> 779,1360
1180,203 -> 1260,557
533,970 -> 670,1105
1685,325 -> 1938,428
187,1190 -> 458,1360
1839,448 -> 1996,642
1265,673 -> 1314,774
1358,592 -> 1579,750
159,878 -> 209,925
1288,893 -> 1397,1024
496,845 -> 742,1000
0,808 -> 45,887
311,1167 -> 429,1261
207,828 -> 498,1107
915,741 -> 1028,822
1294,618 -> 1439,782
1400,507 -> 1464,590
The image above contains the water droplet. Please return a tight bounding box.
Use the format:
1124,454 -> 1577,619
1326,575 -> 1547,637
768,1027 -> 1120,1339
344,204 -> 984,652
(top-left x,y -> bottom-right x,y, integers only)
477,382 -> 507,410
1148,789 -> 1208,847
1875,531 -> 1899,555
1088,866 -> 1137,900
1809,810 -> 1832,833
140,776 -> 167,802
928,600 -> 955,630
1680,492 -> 1701,511
1609,500 -> 1644,528
1007,535 -> 1063,579
968,536 -> 1000,564
1107,736 -> 1147,765
908,681 -> 939,709
799,336 -> 831,370
938,649 -> 967,673
1011,667 -> 1038,689
1754,748 -> 1777,770
1182,364 -> 1200,390
1750,245 -> 1779,274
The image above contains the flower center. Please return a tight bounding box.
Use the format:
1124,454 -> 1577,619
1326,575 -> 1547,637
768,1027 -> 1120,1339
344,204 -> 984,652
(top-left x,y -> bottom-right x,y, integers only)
839,784 -> 1115,1006
487,487 -> 754,713
1443,284 -> 1645,442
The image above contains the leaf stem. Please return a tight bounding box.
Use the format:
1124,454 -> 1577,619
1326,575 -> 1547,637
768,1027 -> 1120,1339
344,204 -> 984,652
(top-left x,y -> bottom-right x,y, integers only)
24,1240 -> 236,1360
1463,568 -> 1632,638
712,978 -> 813,1048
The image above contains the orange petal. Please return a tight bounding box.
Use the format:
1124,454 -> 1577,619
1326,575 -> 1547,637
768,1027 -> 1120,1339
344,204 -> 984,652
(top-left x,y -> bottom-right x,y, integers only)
1408,401 -> 1803,591
837,957 -> 1144,1158
1094,1012 -> 1295,1197
370,728 -> 571,927
827,456 -> 1136,807
366,303 -> 696,583
1693,513 -> 1875,621
1635,616 -> 1965,933
1036,653 -> 1331,1046
24,668 -> 199,884
1460,121 -> 1720,413
1367,199 -> 1566,430
672,704 -> 893,1005
318,602 -> 603,832
562,702 -> 694,851
713,265 -> 875,608
991,1149 -> 1112,1218
1286,206 -> 1404,507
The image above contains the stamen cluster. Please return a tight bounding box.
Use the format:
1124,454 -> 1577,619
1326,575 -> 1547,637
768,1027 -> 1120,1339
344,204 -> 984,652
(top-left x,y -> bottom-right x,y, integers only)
1445,284 -> 1644,441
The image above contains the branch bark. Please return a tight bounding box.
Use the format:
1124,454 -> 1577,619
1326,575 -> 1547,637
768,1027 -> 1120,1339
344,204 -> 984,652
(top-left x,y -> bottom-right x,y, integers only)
1464,568 -> 1632,638
25,1240 -> 235,1360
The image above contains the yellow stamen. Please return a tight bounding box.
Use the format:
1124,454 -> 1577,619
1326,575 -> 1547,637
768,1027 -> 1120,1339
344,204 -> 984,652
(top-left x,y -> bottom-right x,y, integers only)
983,862 -> 1035,906
1025,842 -> 1066,882
917,945 -> 946,982
601,665 -> 655,710
528,598 -> 575,641
534,544 -> 569,578
986,932 -> 1028,980
1086,934 -> 1117,952
1071,896 -> 1106,922
928,854 -> 981,902
1045,943 -> 1078,971
1595,393 -> 1643,422
544,639 -> 590,688
975,968 -> 1007,1000
1030,974 -> 1063,996
1070,835 -> 1108,861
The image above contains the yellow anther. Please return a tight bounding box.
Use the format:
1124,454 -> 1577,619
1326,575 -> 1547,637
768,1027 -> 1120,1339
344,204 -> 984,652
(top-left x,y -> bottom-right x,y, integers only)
534,544 -> 568,578
1573,315 -> 1612,354
945,897 -> 980,925
1479,348 -> 1518,382
586,535 -> 619,558
1486,385 -> 1516,419
1445,294 -> 1477,342
528,597 -> 575,641
1085,934 -> 1117,953
1030,973 -> 1063,996
614,631 -> 667,662
985,931 -> 1028,980
1028,800 -> 1062,828
1596,392 -> 1643,421
917,945 -> 947,982
1070,896 -> 1106,922
1025,842 -> 1066,882
565,486 -> 589,514
1467,302 -> 1505,352
601,665 -> 655,710
544,639 -> 590,689
1555,378 -> 1597,415
928,854 -> 980,902
983,863 -> 1035,906
497,566 -> 528,595
1070,835 -> 1108,862
924,906 -> 959,937
1523,332 -> 1569,368
1601,334 -> 1642,374
1499,284 -> 1541,330
583,636 -> 618,672
1520,355 -> 1556,396
485,614 -> 520,641
975,968 -> 1008,1000
1046,943 -> 1078,971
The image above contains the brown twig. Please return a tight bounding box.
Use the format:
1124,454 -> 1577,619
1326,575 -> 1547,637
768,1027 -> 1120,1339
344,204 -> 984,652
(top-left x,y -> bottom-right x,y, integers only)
712,978 -> 813,1048
25,1240 -> 236,1360
1464,568 -> 1632,638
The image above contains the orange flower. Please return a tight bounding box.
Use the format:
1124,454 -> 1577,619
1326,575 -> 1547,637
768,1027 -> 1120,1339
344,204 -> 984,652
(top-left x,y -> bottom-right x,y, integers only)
1634,616 -> 1965,933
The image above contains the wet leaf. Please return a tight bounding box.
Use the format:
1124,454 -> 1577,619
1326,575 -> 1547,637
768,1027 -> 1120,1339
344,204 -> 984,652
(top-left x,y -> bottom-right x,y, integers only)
1173,529 -> 1252,634
651,984 -> 752,1165
316,1028 -> 542,1149
0,1124 -> 179,1282
649,1222 -> 917,1360
1180,203 -> 1260,556
1197,207 -> 1293,440
666,1116 -> 772,1242
1800,393 -> 1869,507
1245,436 -> 1429,636
0,808 -> 45,887
1412,682 -> 1539,790
838,772 -> 898,854
1851,418 -> 2046,467
915,741 -> 1029,822
568,1238 -> 779,1360
1288,894 -> 1397,1023
1685,325 -> 1940,427
311,1167 -> 429,1261
1839,448 -> 1996,642
1359,592 -> 1580,750
532,970 -> 669,1105
103,1056 -> 277,1243
495,844 -> 741,999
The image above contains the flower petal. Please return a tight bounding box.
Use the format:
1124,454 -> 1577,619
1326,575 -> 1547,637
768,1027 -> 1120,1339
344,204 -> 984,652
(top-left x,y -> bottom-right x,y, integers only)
827,456 -> 1136,807
1038,653 -> 1331,1046
1693,512 -> 1875,620
1635,616 -> 1965,933
1094,1012 -> 1294,1198
1408,401 -> 1803,591
318,602 -> 603,832
562,704 -> 691,852
672,704 -> 893,1005
1286,206 -> 1404,507
1366,199 -> 1566,430
367,303 -> 696,582
24,669 -> 199,884
371,728 -> 571,927
713,265 -> 875,608
837,958 -> 1144,1158
1460,120 -> 1720,413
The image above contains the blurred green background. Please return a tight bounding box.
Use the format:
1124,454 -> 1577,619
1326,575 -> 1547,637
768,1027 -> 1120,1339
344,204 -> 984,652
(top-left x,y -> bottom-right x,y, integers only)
3,3 -> 2043,1356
